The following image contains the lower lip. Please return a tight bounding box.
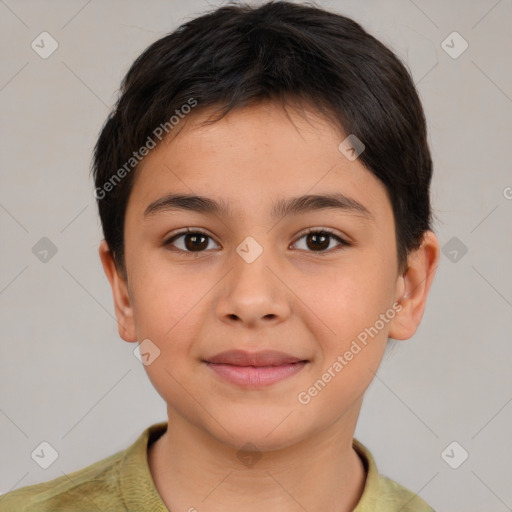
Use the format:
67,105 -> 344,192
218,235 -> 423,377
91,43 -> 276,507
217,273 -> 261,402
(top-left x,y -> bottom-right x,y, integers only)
205,361 -> 308,388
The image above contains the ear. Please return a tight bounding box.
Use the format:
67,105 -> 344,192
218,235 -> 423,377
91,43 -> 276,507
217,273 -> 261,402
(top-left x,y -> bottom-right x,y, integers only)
98,240 -> 137,343
388,230 -> 440,341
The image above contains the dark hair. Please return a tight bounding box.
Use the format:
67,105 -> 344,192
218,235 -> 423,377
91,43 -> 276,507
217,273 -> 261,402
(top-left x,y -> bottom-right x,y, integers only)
92,0 -> 433,276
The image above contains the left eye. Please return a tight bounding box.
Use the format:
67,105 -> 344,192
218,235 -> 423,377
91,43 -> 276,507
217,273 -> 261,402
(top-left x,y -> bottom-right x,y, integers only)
292,230 -> 349,253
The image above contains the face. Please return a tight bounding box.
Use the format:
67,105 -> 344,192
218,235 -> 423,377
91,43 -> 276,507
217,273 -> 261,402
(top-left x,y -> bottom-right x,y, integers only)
100,101 -> 439,451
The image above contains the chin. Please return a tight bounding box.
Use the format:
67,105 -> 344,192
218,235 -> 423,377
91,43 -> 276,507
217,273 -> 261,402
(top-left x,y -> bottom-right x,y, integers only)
202,408 -> 313,453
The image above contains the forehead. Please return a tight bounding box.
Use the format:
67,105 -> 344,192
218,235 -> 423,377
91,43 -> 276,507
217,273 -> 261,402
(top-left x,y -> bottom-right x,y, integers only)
128,102 -> 393,225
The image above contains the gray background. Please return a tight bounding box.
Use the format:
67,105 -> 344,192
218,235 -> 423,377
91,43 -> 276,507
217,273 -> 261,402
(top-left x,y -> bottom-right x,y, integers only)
1,0 -> 511,510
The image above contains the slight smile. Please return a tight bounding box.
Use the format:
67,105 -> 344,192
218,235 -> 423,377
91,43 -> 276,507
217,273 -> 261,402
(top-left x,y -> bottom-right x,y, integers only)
203,350 -> 310,388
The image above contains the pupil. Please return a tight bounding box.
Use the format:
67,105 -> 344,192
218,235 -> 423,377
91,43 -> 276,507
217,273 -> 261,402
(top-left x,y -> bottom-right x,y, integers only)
307,232 -> 329,251
185,234 -> 208,251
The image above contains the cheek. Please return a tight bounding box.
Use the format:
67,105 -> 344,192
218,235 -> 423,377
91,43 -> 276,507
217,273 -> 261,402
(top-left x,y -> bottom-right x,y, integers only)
305,260 -> 394,343
295,271 -> 394,414
127,252 -> 206,339
127,263 -> 206,407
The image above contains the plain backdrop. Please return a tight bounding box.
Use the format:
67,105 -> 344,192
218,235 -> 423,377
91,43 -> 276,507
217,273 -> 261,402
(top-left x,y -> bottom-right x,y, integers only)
0,1 -> 511,510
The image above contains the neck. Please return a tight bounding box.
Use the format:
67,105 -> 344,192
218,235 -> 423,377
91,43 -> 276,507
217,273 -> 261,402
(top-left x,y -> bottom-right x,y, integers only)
148,404 -> 366,512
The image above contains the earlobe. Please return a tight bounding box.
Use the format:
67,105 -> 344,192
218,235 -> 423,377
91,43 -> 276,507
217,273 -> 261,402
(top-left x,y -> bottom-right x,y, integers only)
98,240 -> 138,343
388,231 -> 440,341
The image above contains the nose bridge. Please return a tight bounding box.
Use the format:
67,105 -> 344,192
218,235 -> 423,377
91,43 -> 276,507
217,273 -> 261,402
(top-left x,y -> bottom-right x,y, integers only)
216,234 -> 289,326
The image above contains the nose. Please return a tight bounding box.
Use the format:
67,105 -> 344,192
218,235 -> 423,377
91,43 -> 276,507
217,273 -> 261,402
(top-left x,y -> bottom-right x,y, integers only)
215,243 -> 291,328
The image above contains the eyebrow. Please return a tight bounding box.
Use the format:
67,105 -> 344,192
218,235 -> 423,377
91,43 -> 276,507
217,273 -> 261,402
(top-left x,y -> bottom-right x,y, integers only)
144,192 -> 373,221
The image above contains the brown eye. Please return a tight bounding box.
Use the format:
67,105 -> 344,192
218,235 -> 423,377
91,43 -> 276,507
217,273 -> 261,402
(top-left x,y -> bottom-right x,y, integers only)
293,230 -> 349,253
164,230 -> 219,253
306,232 -> 330,251
183,233 -> 209,251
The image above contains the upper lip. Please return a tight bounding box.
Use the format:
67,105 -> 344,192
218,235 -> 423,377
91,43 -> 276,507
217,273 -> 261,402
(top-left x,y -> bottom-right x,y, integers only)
204,350 -> 307,367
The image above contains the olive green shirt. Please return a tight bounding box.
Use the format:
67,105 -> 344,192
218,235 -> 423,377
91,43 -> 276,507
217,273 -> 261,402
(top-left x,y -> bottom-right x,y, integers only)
0,422 -> 435,511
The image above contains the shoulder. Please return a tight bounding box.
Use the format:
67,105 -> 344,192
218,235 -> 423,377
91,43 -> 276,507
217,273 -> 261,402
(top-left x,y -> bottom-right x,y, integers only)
0,422 -> 168,512
352,438 -> 436,512
0,449 -> 126,512
373,474 -> 436,512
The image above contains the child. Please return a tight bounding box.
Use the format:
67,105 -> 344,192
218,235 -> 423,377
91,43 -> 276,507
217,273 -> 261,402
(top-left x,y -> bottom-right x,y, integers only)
1,1 -> 439,510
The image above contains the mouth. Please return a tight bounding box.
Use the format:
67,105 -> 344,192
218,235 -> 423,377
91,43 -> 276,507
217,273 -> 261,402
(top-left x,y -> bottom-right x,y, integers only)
203,350 -> 309,388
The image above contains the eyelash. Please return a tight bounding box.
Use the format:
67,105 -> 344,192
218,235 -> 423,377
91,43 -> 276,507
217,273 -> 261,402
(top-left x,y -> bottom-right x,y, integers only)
162,227 -> 351,256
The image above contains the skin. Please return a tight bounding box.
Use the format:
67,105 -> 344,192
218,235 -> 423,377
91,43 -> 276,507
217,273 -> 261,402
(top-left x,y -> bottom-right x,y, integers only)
99,100 -> 439,512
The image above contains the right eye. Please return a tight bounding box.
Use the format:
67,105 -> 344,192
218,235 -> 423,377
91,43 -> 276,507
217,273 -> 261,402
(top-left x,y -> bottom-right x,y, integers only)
163,228 -> 221,254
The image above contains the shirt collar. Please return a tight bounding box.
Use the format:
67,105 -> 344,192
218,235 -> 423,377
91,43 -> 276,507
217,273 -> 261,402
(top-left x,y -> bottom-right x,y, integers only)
120,422 -> 380,511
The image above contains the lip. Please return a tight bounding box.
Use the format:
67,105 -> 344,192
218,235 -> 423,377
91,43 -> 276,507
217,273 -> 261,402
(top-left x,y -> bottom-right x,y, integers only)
203,350 -> 309,388
205,349 -> 306,366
